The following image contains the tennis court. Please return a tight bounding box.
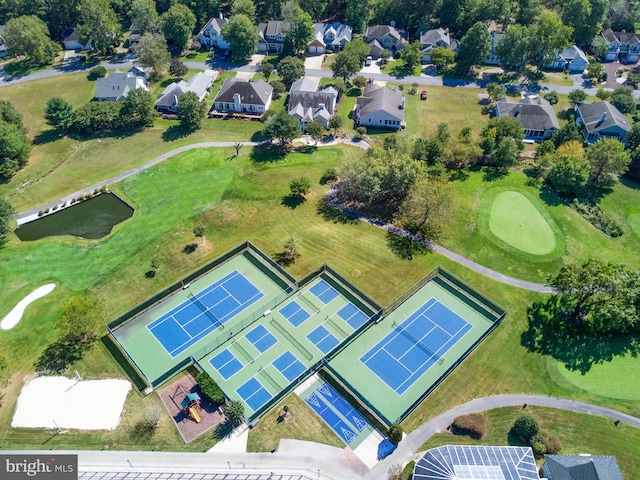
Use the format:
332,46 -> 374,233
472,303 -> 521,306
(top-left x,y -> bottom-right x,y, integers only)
148,270 -> 263,357
279,300 -> 311,327
361,297 -> 472,394
245,324 -> 278,353
310,280 -> 340,304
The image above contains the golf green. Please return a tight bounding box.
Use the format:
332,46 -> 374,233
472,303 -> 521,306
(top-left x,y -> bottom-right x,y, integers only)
488,191 -> 556,255
556,355 -> 640,401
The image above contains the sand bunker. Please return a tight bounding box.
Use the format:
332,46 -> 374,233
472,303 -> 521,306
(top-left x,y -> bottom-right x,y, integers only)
1,284 -> 56,330
12,376 -> 131,430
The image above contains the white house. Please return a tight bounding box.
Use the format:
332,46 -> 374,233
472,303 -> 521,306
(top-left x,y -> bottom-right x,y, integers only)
197,14 -> 230,51
307,22 -> 352,54
212,78 -> 273,114
61,28 -> 91,50
95,70 -> 148,102
420,28 -> 458,63
287,76 -> 338,128
547,45 -> 589,73
355,85 -> 406,129
155,72 -> 213,112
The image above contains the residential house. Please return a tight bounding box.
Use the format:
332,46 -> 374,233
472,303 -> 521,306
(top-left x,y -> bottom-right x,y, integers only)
197,14 -> 230,51
601,28 -> 640,63
155,72 -> 213,112
495,96 -> 560,141
420,28 -> 458,63
546,45 -> 589,73
257,21 -> 290,54
95,70 -> 148,102
307,22 -> 352,53
364,24 -> 408,57
486,31 -> 503,65
575,100 -> 631,145
0,25 -> 7,58
287,76 -> 338,128
413,445 -> 540,480
125,23 -> 143,49
543,454 -> 623,480
61,28 -> 91,50
354,84 -> 406,129
212,78 -> 273,114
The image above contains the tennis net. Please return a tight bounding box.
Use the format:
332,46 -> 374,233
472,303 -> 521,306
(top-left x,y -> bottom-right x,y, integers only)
189,293 -> 224,330
397,326 -> 443,364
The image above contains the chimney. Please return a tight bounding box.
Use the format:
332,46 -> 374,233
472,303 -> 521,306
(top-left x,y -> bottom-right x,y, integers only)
233,92 -> 241,111
318,103 -> 325,110
219,12 -> 223,19
599,111 -> 608,124
516,104 -> 522,116
400,97 -> 405,110
390,20 -> 396,28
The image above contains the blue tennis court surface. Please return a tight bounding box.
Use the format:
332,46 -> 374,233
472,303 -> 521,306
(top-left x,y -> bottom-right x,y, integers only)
236,377 -> 272,412
304,381 -> 370,445
209,349 -> 243,379
307,325 -> 339,354
245,324 -> 277,353
337,303 -> 369,329
273,351 -> 307,382
361,298 -> 472,394
148,270 -> 263,357
279,301 -> 310,327
310,280 -> 340,304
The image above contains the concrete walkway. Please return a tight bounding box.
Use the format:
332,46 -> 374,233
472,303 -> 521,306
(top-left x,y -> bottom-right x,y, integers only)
326,188 -> 555,294
4,394 -> 638,480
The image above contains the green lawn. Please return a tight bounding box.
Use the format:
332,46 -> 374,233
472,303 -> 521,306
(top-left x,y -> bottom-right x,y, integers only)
380,58 -> 422,77
419,406 -> 640,480
540,70 -> 574,86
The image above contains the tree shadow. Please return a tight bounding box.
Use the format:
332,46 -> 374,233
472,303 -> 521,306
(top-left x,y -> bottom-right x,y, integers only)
386,231 -> 432,260
249,143 -> 288,163
295,144 -> 317,154
316,197 -> 359,224
520,297 -> 640,374
482,167 -> 509,182
538,185 -> 563,207
281,194 -> 305,209
162,125 -> 191,142
448,169 -> 469,182
273,252 -> 295,267
620,176 -> 640,190
32,129 -> 64,146
145,270 -> 156,278
183,243 -> 198,254
507,427 -> 528,447
34,334 -> 94,374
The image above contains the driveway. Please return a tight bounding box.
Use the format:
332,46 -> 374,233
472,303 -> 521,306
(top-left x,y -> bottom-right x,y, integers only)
360,61 -> 382,75
304,54 -> 325,70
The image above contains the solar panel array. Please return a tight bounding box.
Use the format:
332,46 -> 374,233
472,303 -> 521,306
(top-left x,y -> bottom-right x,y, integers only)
413,445 -> 540,480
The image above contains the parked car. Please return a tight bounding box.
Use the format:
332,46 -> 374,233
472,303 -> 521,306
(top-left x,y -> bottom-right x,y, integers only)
421,90 -> 428,100
365,56 -> 373,66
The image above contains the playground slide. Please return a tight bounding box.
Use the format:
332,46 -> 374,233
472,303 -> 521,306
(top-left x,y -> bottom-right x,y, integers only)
188,406 -> 201,423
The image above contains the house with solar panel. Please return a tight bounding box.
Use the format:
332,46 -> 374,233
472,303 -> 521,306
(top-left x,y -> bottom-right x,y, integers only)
413,445 -> 540,480
543,454 -> 624,480
575,101 -> 631,145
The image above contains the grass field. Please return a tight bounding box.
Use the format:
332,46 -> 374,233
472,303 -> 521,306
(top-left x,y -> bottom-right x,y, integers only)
419,406 -> 640,480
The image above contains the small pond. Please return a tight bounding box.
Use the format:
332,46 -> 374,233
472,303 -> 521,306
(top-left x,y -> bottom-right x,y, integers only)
15,193 -> 135,241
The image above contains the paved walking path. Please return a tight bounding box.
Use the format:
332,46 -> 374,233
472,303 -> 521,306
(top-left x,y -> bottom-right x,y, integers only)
326,188 -> 555,293
4,394 -> 637,480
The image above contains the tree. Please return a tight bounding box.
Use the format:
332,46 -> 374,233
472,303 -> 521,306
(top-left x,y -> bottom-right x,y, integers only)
196,372 -> 225,404
456,21 -> 491,75
162,4 -> 196,51
304,121 -> 325,144
586,62 -> 606,82
352,75 -> 367,89
0,121 -> 31,180
282,236 -> 301,261
332,50 -> 360,83
345,0 -> 372,35
134,32 -> 171,78
387,465 -> 403,480
547,151 -> 590,196
4,15 -> 56,63
225,400 -> 245,424
77,0 -> 120,55
544,91 -> 559,105
193,224 -> 205,243
534,11 -> 573,67
269,79 -> 286,99
298,0 -> 327,21
586,137 -> 631,186
387,423 -> 403,444
231,0 -> 256,20
263,109 -> 301,145
610,86 -> 636,114
281,1 -> 314,54
495,24 -> 536,71
595,88 -> 610,100
480,116 -> 524,167
169,57 -> 188,77
289,176 -> 312,198
70,102 -> 121,134
396,177 -> 453,239
401,41 -> 422,71
627,122 -> 640,152
491,137 -> 520,169
429,46 -> 455,72
552,121 -> 583,148
277,55 -> 305,87
177,91 -> 207,131
44,97 -> 74,131
591,36 -> 610,59
344,39 -> 370,65
261,61 -> 274,80
568,88 -> 588,106
129,0 -> 160,33
222,14 -> 258,61
561,0 -> 608,46
56,296 -> 106,343
486,82 -> 507,102
513,415 -> 539,443
328,115 -> 343,135
121,88 -> 156,128
0,197 -> 16,245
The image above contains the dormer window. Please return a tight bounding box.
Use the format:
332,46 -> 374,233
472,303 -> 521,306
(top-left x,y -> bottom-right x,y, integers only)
276,34 -> 283,40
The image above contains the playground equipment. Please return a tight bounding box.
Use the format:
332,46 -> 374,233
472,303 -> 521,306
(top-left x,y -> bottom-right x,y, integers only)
180,392 -> 202,423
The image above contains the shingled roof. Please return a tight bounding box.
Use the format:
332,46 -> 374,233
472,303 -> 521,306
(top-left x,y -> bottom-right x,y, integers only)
495,96 -> 559,132
544,455 -> 623,480
576,101 -> 631,134
357,85 -> 404,120
214,78 -> 273,106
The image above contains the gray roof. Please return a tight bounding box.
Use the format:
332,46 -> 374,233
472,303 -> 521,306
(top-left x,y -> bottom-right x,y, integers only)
357,85 -> 404,120
214,78 -> 273,106
602,28 -> 640,45
95,71 -> 147,100
288,76 -> 337,118
495,96 -> 559,131
312,22 -> 352,47
414,445 -> 539,480
558,45 -> 588,62
258,21 -> 290,43
365,24 -> 406,42
155,72 -> 212,107
198,16 -> 229,37
290,76 -> 318,93
289,91 -> 336,114
420,28 -> 450,46
544,455 -> 623,480
576,101 -> 631,134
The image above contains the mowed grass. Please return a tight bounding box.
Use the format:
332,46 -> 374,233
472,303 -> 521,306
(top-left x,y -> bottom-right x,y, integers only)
246,393 -> 343,452
419,406 -> 640,480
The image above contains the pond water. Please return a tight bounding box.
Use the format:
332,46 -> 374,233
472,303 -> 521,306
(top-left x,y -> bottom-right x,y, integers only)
15,193 -> 134,241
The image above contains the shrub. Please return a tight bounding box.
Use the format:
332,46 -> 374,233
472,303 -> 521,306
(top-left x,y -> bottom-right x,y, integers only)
452,413 -> 487,438
320,168 -> 338,184
196,372 -> 225,405
44,208 -> 49,213
89,66 -> 107,79
283,405 -> 289,412
541,431 -> 563,454
261,109 -> 278,122
387,423 -> 403,444
513,415 -> 539,442
543,91 -> 559,105
356,126 -> 367,137
570,199 -> 623,237
38,210 -> 43,216
269,80 -> 286,99
225,400 -> 245,424
532,441 -> 547,458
